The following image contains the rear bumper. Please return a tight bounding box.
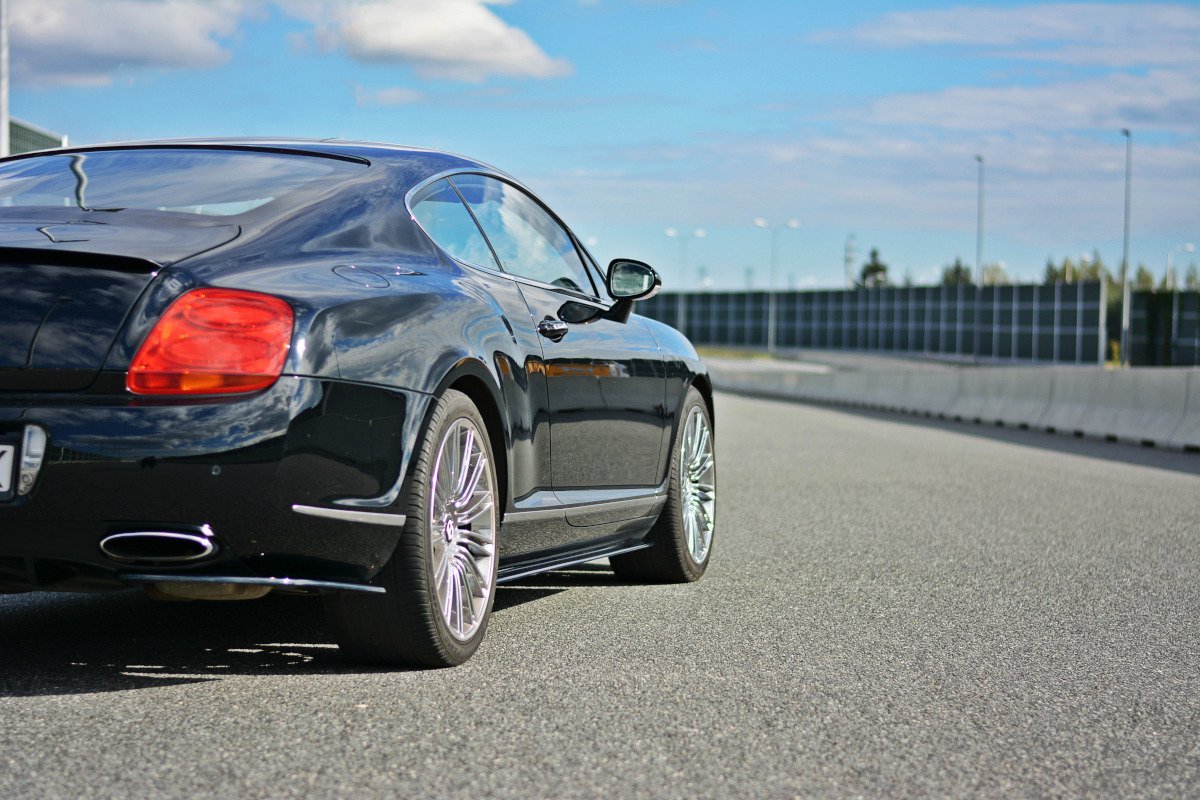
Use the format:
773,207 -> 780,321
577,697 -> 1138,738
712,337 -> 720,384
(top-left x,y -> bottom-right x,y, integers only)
0,375 -> 431,593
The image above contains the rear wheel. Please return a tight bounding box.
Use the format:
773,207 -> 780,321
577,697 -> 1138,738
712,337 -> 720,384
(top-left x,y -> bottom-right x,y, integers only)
611,387 -> 715,583
324,389 -> 499,667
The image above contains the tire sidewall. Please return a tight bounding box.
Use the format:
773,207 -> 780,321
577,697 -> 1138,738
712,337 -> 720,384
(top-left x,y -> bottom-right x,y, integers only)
672,388 -> 715,579
412,391 -> 500,664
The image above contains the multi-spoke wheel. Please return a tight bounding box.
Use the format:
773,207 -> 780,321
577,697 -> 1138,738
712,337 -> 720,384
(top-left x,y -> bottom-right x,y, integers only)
325,389 -> 499,667
611,386 -> 715,583
429,417 -> 497,643
678,405 -> 716,564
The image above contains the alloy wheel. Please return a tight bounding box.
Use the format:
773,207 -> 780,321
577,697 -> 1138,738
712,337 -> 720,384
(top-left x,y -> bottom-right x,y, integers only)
429,417 -> 497,642
679,406 -> 715,564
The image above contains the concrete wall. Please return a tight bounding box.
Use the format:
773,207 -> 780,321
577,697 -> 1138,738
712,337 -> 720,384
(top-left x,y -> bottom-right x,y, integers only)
708,361 -> 1200,451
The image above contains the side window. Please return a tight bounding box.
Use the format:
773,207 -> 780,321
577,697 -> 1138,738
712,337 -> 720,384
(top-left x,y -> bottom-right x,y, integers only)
450,174 -> 597,297
410,179 -> 500,270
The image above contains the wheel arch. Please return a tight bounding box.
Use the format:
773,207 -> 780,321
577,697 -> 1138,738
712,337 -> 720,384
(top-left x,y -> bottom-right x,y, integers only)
690,372 -> 715,429
430,359 -> 511,521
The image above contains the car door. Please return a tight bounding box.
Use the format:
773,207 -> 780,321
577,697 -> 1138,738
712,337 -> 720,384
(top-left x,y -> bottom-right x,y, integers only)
408,176 -> 554,511
449,174 -> 667,496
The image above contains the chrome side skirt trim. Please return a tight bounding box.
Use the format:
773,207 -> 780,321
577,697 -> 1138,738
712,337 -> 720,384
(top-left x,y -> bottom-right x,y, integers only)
505,480 -> 668,524
291,505 -> 407,527
121,573 -> 386,594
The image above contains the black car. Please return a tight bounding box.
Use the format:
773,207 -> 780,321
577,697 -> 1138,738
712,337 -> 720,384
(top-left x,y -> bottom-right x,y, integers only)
0,140 -> 716,667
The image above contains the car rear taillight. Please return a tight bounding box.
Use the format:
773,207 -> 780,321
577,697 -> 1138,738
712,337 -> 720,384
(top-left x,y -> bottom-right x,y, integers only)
127,288 -> 294,395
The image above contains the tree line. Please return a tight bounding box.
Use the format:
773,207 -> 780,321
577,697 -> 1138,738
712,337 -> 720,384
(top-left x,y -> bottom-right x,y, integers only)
855,248 -> 1200,292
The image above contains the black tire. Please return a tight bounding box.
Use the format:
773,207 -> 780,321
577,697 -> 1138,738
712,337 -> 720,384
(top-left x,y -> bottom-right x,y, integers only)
611,387 -> 715,583
324,389 -> 499,668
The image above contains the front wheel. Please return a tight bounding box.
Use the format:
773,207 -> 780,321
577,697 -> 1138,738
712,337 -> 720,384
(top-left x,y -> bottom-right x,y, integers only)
324,389 -> 499,667
611,387 -> 715,583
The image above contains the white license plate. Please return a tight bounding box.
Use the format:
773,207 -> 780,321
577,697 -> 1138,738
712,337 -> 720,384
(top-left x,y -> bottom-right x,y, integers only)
0,444 -> 13,494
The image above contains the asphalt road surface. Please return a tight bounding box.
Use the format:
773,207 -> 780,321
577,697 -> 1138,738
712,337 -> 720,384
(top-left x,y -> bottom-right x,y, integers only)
2,393 -> 1198,799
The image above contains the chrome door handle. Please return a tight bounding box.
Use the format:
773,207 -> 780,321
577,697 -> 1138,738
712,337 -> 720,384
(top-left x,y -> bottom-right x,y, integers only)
537,319 -> 569,341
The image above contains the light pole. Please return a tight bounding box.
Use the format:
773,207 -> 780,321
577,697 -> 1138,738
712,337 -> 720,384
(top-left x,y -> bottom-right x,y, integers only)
753,217 -> 799,354
843,234 -> 856,289
1120,129 -> 1133,365
1167,243 -> 1194,291
664,227 -> 705,334
975,155 -> 984,286
1,0 -> 9,158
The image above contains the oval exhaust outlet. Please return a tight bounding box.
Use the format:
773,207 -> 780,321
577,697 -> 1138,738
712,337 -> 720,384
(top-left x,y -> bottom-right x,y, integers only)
99,531 -> 217,564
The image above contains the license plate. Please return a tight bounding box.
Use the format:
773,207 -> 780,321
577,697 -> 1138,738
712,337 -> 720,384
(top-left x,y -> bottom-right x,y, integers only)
0,444 -> 13,495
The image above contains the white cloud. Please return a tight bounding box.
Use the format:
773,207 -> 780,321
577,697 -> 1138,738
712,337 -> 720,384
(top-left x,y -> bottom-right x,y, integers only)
869,70 -> 1200,133
10,0 -> 569,88
836,3 -> 1200,67
10,0 -> 252,87
814,5 -> 1200,137
283,0 -> 572,81
355,85 -> 426,106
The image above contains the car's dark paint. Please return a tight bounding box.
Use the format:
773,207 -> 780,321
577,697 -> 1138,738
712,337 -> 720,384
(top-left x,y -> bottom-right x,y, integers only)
0,138 -> 709,595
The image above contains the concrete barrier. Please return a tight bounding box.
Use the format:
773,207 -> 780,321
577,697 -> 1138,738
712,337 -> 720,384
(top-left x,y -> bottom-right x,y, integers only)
945,368 -> 1055,428
1038,369 -> 1189,445
866,371 -> 911,411
946,370 -> 997,422
1168,370 -> 1200,450
707,358 -> 1198,451
901,371 -> 962,418
991,369 -> 1055,428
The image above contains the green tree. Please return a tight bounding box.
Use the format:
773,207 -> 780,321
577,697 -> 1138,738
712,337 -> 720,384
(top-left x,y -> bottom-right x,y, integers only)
1134,263 -> 1156,291
1185,263 -> 1199,291
941,257 -> 972,285
1043,256 -> 1061,284
1080,250 -> 1105,281
860,248 -> 888,288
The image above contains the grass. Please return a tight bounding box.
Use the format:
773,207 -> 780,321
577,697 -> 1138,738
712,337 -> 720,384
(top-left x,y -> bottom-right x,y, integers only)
694,346 -> 774,361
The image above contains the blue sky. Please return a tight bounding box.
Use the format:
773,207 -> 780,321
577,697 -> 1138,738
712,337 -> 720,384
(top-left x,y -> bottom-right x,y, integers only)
8,0 -> 1200,290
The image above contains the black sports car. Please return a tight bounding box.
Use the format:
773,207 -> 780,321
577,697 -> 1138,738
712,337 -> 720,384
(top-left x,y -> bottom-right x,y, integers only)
0,140 -> 716,667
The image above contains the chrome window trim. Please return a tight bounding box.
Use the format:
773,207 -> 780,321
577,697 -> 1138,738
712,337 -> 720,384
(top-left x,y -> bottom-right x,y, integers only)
405,168 -> 612,307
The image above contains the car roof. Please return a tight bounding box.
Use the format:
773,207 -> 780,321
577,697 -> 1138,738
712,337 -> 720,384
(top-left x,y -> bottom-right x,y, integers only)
1,136 -> 506,177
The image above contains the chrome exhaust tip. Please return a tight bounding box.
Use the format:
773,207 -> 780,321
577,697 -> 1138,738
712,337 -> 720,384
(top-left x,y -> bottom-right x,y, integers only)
99,529 -> 218,564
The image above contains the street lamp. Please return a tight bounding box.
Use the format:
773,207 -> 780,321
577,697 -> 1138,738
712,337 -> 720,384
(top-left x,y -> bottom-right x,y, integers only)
1167,243 -> 1195,291
975,155 -> 984,286
1,0 -> 9,158
664,227 -> 706,334
1120,128 -> 1133,365
752,217 -> 800,354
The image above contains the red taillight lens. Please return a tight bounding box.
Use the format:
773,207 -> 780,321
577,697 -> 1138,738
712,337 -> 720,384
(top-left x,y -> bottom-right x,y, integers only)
127,288 -> 294,395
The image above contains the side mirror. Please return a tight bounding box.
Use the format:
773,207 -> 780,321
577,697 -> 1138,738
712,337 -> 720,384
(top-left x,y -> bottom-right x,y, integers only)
605,259 -> 662,324
607,259 -> 662,301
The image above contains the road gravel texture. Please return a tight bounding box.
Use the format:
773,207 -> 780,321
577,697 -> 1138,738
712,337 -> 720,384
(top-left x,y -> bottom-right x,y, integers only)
2,393 -> 1198,798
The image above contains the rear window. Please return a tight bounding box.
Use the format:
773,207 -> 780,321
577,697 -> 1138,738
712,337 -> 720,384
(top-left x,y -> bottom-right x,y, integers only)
0,148 -> 364,217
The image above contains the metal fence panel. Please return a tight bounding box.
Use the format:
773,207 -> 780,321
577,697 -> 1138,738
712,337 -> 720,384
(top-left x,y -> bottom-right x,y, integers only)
637,281 -> 1108,365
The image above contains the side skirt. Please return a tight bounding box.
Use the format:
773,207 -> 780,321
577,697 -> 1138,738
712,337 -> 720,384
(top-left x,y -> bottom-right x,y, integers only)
496,527 -> 656,584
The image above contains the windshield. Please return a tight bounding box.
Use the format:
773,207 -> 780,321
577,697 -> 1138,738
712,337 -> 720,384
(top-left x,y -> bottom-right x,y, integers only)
0,148 -> 364,217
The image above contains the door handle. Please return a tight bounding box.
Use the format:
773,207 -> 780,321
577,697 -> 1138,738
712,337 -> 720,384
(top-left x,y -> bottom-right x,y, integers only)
537,318 -> 569,341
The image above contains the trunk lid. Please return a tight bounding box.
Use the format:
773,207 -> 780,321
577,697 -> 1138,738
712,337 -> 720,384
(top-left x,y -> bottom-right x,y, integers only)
0,213 -> 239,391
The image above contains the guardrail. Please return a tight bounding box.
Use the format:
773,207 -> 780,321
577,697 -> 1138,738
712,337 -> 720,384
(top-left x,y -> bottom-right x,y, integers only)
708,361 -> 1200,451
